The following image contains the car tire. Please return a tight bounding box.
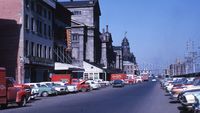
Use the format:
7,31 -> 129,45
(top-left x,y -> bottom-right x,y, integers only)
18,96 -> 26,107
41,91 -> 49,97
81,88 -> 87,92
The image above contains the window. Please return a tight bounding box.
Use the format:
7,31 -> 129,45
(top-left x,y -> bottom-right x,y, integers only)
44,23 -> 46,36
36,20 -> 42,35
25,40 -> 29,57
40,45 -> 42,57
31,17 -> 34,31
37,44 -> 40,57
44,46 -> 46,58
37,4 -> 42,16
48,25 -> 51,38
31,1 -> 35,11
39,21 -> 42,35
48,11 -> 51,20
49,47 -> 52,59
72,34 -> 79,41
25,14 -> 29,30
31,42 -> 34,56
25,0 -> 30,9
44,8 -> 47,18
72,11 -> 81,15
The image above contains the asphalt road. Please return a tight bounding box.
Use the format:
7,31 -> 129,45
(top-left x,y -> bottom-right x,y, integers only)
1,81 -> 185,113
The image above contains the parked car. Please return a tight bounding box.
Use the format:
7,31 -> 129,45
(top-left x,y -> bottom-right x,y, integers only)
71,79 -> 90,92
192,94 -> 200,113
86,80 -> 101,90
113,80 -> 125,87
40,82 -> 67,94
25,83 -> 57,97
53,82 -> 78,93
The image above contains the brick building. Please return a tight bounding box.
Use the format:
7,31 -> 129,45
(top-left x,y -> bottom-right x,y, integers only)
0,0 -> 71,83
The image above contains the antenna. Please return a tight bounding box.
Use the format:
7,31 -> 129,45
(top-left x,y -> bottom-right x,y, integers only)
124,31 -> 127,37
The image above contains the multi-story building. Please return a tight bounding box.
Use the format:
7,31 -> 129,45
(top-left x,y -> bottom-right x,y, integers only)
70,20 -> 87,67
100,25 -> 116,69
113,46 -> 123,71
121,36 -> 137,74
123,61 -> 137,75
169,59 -> 186,76
0,0 -> 71,83
61,0 -> 101,64
54,3 -> 72,64
121,36 -> 136,64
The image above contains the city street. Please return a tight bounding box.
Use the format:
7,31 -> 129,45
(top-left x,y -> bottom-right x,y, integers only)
1,81 -> 184,113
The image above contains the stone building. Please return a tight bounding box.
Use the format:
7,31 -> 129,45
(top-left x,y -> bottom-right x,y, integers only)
0,0 -> 71,83
121,37 -> 136,64
121,36 -> 137,74
100,25 -> 116,69
113,46 -> 123,71
70,20 -> 87,67
61,0 -> 101,64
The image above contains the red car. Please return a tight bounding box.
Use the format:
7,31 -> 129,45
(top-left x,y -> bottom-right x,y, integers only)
71,79 -> 90,92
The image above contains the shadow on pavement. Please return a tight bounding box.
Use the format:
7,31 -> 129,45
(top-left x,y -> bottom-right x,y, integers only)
0,104 -> 32,110
177,106 -> 193,113
169,100 -> 180,104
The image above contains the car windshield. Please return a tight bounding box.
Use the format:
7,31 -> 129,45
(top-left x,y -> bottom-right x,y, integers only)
114,80 -> 122,83
54,83 -> 61,87
36,84 -> 41,87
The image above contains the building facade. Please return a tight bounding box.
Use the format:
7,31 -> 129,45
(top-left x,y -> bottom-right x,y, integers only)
169,60 -> 186,76
113,46 -> 123,71
100,25 -> 116,69
70,20 -> 87,67
0,0 -> 71,83
123,61 -> 137,75
121,37 -> 136,64
61,0 -> 101,64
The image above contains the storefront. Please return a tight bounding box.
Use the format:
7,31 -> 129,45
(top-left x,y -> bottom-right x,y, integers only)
83,61 -> 107,81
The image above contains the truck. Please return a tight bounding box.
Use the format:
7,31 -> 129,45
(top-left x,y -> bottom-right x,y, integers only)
0,67 -> 27,109
51,74 -> 90,92
110,74 -> 127,81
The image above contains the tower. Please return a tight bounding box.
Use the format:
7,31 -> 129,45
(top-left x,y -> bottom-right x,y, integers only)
122,33 -> 131,61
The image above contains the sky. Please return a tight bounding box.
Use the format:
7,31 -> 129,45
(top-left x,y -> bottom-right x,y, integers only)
99,0 -> 200,70
59,0 -> 200,70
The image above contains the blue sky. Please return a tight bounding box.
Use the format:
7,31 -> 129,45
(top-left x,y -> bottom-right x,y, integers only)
59,0 -> 200,70
99,0 -> 200,69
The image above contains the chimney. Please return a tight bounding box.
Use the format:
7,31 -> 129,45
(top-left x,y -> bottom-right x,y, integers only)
102,28 -> 105,33
106,25 -> 108,32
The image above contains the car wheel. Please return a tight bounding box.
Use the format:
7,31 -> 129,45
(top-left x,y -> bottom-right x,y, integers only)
18,96 -> 26,107
81,88 -> 87,92
41,91 -> 49,97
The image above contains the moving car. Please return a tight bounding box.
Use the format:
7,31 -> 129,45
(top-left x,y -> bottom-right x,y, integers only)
113,80 -> 125,87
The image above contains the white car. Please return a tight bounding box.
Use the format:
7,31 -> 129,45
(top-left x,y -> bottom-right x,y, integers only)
136,76 -> 143,83
24,83 -> 40,100
86,80 -> 101,90
53,82 -> 78,93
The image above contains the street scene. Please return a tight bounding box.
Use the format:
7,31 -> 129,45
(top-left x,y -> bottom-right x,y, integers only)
0,0 -> 200,113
